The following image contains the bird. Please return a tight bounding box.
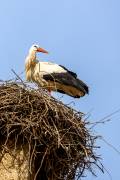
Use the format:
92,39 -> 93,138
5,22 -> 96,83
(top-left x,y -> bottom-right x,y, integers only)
25,44 -> 89,98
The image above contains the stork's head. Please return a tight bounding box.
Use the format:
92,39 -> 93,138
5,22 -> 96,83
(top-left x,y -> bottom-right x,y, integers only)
29,44 -> 48,54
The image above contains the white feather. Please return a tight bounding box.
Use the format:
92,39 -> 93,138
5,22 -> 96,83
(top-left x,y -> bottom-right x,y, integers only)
34,62 -> 67,76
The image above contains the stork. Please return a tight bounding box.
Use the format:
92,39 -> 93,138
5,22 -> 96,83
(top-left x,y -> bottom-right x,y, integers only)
25,44 -> 89,98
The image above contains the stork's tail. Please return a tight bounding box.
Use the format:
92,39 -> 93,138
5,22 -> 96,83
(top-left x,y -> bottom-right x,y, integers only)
76,78 -> 89,95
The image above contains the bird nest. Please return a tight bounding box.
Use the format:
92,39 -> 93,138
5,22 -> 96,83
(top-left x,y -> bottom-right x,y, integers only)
0,80 -> 103,180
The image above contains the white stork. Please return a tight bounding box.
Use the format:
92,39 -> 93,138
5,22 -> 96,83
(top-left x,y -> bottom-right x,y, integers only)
25,44 -> 89,98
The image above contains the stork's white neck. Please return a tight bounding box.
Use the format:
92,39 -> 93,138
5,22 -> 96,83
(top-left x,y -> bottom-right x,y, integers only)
25,50 -> 37,81
28,49 -> 36,59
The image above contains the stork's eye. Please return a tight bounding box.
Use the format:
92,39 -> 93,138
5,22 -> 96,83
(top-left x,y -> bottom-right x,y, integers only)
34,45 -> 37,48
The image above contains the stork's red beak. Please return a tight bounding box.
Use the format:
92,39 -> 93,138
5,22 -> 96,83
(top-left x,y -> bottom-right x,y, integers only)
37,47 -> 48,54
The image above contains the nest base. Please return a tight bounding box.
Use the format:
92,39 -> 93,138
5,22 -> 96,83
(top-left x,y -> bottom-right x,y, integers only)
0,81 -> 103,180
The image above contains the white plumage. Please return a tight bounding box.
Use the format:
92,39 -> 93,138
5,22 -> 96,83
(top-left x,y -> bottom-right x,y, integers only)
25,44 -> 89,98
35,62 -> 67,75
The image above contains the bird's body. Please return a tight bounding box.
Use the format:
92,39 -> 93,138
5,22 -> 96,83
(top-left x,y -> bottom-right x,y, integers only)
25,44 -> 89,98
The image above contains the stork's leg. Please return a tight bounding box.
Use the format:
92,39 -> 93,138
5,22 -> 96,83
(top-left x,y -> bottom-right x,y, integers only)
48,88 -> 51,96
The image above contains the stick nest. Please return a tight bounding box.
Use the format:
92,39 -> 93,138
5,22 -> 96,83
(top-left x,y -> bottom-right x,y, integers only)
0,81 -> 103,180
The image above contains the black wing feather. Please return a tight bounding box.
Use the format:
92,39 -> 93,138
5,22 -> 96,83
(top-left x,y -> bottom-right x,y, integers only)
59,65 -> 77,78
59,65 -> 89,94
43,72 -> 89,94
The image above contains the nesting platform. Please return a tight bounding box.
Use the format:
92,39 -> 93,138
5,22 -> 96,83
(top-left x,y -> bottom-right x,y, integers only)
0,81 -> 103,180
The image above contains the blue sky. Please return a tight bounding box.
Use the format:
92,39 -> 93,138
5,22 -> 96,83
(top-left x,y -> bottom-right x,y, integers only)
0,0 -> 120,179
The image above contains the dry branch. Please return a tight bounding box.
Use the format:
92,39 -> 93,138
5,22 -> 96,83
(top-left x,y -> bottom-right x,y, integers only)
0,80 -> 103,180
